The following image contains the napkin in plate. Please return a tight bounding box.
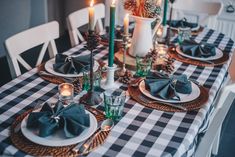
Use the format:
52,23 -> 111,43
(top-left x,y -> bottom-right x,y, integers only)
180,40 -> 216,58
167,18 -> 198,29
27,102 -> 90,138
145,72 -> 192,100
53,54 -> 92,74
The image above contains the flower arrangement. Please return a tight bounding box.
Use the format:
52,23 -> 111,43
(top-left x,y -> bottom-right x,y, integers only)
124,0 -> 161,18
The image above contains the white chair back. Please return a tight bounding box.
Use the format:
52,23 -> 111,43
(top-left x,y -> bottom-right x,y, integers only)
67,3 -> 105,47
5,21 -> 59,78
172,0 -> 223,26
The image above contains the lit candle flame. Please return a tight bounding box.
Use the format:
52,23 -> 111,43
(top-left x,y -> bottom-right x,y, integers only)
90,0 -> 94,7
111,0 -> 116,6
125,13 -> 129,18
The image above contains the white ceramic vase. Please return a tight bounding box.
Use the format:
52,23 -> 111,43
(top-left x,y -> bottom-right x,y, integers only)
129,15 -> 162,57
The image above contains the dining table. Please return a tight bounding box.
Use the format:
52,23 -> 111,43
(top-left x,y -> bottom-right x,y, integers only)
0,27 -> 235,157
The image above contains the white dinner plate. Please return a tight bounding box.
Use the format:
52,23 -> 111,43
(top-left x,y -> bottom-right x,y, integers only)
139,80 -> 200,104
21,110 -> 98,147
176,46 -> 223,61
44,58 -> 99,78
171,25 -> 200,32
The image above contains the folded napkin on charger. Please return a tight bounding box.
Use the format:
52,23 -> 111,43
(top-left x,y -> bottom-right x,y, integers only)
167,18 -> 198,29
53,54 -> 92,74
27,102 -> 90,138
145,72 -> 192,100
180,40 -> 216,58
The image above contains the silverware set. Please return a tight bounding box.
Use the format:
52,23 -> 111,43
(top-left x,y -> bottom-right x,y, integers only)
72,119 -> 114,155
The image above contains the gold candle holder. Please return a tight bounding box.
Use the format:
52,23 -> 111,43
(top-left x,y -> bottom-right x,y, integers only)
116,33 -> 131,76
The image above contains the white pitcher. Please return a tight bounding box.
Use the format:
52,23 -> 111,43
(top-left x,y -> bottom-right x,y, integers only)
129,15 -> 162,57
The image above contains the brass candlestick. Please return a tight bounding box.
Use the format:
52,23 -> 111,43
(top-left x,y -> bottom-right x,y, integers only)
116,33 -> 133,84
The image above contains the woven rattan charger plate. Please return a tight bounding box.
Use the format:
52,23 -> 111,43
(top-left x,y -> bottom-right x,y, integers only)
10,106 -> 107,156
128,84 -> 209,112
168,48 -> 229,67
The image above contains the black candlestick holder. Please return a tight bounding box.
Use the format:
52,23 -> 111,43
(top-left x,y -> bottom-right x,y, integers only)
80,30 -> 103,106
166,0 -> 175,47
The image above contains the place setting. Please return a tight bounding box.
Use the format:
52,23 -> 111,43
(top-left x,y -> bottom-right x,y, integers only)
10,80 -> 119,156
128,71 -> 209,112
168,39 -> 230,66
167,17 -> 204,36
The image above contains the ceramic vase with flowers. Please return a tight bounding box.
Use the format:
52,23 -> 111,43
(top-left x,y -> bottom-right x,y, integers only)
124,0 -> 162,57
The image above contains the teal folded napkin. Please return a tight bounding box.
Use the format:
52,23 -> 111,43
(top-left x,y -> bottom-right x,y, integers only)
167,18 -> 198,29
27,102 -> 90,138
53,54 -> 92,74
180,40 -> 216,58
145,72 -> 192,100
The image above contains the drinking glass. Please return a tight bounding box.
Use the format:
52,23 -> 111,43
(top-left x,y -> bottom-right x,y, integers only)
82,70 -> 102,91
135,56 -> 152,77
178,27 -> 191,44
104,89 -> 126,121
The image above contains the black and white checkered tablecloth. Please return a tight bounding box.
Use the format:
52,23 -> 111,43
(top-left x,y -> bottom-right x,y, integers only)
0,28 -> 234,157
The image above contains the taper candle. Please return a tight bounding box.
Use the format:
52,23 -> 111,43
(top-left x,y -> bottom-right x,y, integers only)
162,0 -> 168,26
108,0 -> 116,67
89,0 -> 95,31
124,14 -> 129,35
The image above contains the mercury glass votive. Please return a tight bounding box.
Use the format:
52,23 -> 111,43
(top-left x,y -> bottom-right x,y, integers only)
58,83 -> 74,105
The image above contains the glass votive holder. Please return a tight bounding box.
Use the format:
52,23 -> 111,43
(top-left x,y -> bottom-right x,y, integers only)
104,89 -> 126,122
178,27 -> 191,44
135,56 -> 152,77
156,44 -> 168,58
82,70 -> 102,91
58,83 -> 74,105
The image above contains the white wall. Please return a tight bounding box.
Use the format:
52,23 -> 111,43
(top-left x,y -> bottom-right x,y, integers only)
0,0 -> 48,57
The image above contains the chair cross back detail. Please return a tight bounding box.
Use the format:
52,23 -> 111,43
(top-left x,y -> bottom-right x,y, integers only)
172,0 -> 223,26
67,3 -> 105,47
5,21 -> 59,78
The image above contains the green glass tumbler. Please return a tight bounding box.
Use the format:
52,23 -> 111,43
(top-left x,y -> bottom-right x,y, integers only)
135,56 -> 152,77
104,90 -> 126,121
82,70 -> 102,91
178,27 -> 191,44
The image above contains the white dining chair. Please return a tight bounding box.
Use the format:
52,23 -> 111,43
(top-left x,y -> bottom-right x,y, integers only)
67,3 -> 105,47
5,21 -> 59,78
195,50 -> 235,157
171,0 -> 223,26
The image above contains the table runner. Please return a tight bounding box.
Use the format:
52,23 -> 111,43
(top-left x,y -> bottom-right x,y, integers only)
0,28 -> 234,157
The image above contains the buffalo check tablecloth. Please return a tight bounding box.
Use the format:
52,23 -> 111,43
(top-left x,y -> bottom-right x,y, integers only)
0,28 -> 234,157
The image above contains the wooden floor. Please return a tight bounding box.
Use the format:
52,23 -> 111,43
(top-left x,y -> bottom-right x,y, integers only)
0,33 -> 234,157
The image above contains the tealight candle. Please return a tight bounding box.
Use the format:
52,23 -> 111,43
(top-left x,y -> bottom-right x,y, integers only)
61,90 -> 72,97
88,0 -> 95,31
157,44 -> 168,57
58,83 -> 74,105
